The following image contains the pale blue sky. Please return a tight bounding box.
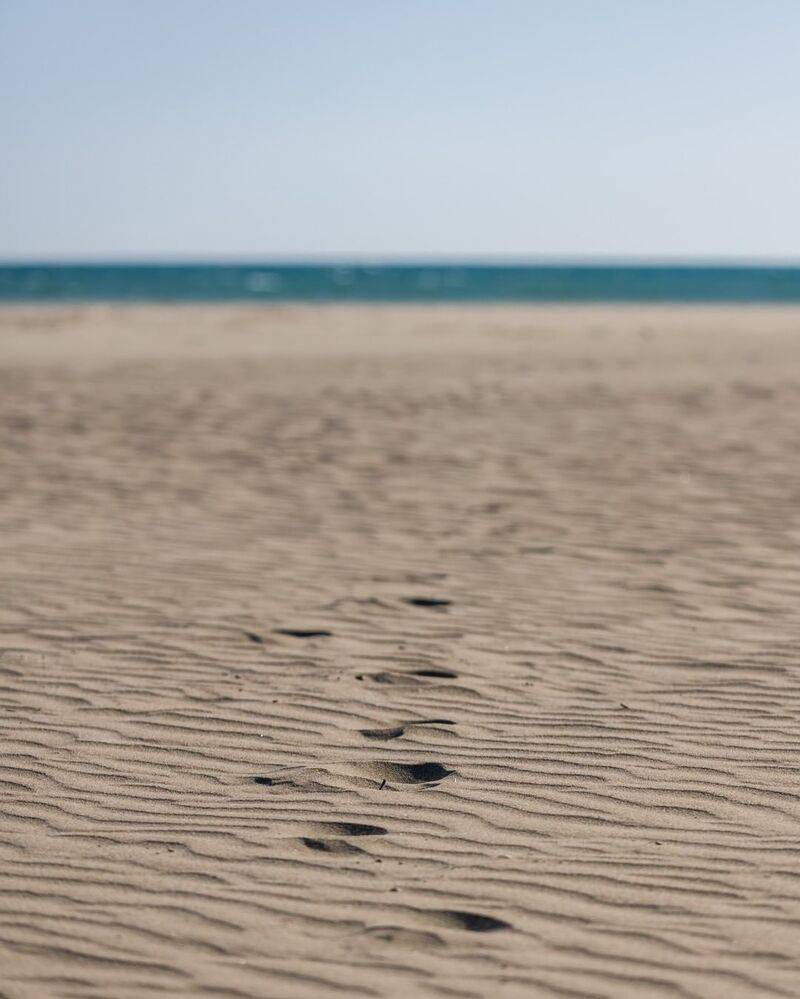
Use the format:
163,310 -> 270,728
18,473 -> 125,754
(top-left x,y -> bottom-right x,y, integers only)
1,0 -> 798,260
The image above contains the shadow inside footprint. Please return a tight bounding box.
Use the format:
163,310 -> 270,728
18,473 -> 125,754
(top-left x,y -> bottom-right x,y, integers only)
274,628 -> 332,638
360,719 -> 456,741
309,822 -> 387,837
244,631 -> 264,643
426,910 -> 512,933
364,761 -> 454,785
356,670 -> 457,684
403,597 -> 452,609
300,837 -> 367,855
360,726 -> 406,741
253,776 -> 293,787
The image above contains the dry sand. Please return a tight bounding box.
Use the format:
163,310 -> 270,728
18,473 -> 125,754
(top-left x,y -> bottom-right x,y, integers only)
2,304 -> 800,999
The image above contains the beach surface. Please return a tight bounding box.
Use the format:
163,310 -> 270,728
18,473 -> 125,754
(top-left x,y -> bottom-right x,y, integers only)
3,304 -> 800,999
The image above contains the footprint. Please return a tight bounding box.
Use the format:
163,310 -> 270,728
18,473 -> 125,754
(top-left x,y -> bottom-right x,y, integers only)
410,669 -> 457,679
274,628 -> 332,638
420,909 -> 512,933
360,720 -> 456,741
253,776 -> 292,787
299,837 -> 367,856
306,821 -> 387,837
356,669 -> 457,684
403,597 -> 451,609
360,725 -> 406,741
253,762 -> 451,792
355,672 -> 416,685
360,761 -> 454,786
252,769 -> 345,794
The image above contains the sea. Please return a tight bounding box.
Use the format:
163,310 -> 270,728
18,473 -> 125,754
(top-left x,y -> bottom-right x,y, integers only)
3,263 -> 800,303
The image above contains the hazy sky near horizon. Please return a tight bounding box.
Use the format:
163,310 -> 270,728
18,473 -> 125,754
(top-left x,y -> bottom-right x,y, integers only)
2,0 -> 799,261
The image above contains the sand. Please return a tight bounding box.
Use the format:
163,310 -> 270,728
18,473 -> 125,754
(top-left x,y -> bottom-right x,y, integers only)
2,304 -> 800,999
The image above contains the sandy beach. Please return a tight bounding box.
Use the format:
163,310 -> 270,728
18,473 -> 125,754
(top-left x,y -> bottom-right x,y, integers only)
3,303 -> 800,999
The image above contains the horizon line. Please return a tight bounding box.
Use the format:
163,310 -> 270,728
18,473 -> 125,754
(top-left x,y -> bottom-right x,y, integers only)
5,255 -> 800,268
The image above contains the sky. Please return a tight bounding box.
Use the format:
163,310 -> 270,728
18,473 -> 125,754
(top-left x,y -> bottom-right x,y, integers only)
1,0 -> 799,261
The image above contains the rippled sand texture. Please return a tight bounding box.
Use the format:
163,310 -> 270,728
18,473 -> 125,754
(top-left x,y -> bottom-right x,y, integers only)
3,304 -> 800,999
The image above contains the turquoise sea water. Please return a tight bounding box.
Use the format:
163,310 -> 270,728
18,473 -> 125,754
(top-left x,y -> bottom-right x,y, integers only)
3,264 -> 800,303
